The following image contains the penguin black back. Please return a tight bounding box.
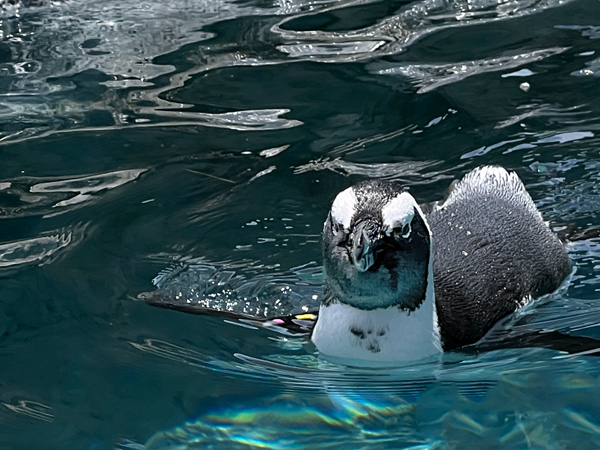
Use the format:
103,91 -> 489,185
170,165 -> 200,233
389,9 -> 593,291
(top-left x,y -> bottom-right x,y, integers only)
426,166 -> 571,350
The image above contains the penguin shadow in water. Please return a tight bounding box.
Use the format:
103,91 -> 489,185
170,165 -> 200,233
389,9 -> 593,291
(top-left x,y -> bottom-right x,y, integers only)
141,166 -> 600,364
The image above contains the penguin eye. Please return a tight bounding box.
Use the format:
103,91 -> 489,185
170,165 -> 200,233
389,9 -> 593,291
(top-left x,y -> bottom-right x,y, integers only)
392,223 -> 412,240
330,216 -> 343,237
401,222 -> 411,238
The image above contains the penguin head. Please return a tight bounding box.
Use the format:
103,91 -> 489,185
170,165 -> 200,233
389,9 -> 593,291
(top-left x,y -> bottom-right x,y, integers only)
322,180 -> 432,311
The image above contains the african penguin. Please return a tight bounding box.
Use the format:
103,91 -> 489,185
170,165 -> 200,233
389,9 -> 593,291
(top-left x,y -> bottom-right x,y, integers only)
312,166 -> 571,366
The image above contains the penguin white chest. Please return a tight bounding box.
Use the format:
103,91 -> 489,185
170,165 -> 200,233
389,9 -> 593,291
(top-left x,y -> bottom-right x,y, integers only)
311,300 -> 442,366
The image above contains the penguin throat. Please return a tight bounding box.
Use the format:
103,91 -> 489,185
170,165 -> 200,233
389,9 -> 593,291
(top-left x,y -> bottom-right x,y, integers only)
321,261 -> 429,312
320,286 -> 426,312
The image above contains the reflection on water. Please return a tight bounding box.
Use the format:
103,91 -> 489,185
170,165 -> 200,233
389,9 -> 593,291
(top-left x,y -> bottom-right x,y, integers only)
3,399 -> 54,423
145,392 -> 433,450
369,47 -> 569,93
137,341 -> 600,449
0,0 -> 583,145
144,390 -> 600,449
2,0 -> 600,448
129,339 -> 208,367
0,168 -> 145,217
0,226 -> 81,269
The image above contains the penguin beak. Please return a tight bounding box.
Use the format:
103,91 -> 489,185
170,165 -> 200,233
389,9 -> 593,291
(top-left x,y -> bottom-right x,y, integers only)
349,221 -> 378,272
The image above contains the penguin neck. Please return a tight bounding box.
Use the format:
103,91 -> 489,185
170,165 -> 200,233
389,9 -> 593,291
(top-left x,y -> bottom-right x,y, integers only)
312,264 -> 441,367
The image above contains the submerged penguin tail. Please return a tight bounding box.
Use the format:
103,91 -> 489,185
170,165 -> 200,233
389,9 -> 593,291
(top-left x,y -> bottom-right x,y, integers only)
463,329 -> 600,358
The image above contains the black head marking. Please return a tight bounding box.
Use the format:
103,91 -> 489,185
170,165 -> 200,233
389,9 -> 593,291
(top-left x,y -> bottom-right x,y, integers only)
350,180 -> 406,227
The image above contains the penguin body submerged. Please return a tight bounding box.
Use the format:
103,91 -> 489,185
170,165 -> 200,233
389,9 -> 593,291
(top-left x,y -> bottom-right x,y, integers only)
312,166 -> 571,366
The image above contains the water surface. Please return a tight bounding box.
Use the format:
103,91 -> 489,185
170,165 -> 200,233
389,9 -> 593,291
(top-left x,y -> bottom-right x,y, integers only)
2,0 -> 600,448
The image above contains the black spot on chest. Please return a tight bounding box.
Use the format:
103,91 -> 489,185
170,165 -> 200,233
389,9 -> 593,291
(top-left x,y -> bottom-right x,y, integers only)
349,325 -> 386,353
350,326 -> 366,339
367,342 -> 381,353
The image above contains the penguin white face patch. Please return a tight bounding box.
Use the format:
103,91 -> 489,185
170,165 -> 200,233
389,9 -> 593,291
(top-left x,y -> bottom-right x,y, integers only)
381,192 -> 416,236
331,187 -> 356,231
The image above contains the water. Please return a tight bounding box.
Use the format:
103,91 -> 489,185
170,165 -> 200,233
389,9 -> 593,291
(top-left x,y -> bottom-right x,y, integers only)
2,0 -> 600,448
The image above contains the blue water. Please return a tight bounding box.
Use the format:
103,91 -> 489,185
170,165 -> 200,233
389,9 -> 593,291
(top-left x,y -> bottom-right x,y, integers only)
2,0 -> 600,448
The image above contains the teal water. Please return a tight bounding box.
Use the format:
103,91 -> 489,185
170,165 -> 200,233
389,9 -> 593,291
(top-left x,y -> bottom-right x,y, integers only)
2,0 -> 600,448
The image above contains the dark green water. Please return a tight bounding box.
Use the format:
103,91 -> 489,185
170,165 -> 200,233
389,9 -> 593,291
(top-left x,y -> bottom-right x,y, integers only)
2,0 -> 600,448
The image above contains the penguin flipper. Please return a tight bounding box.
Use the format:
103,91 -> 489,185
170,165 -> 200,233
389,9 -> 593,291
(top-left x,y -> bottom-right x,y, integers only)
141,292 -> 258,320
141,292 -> 317,335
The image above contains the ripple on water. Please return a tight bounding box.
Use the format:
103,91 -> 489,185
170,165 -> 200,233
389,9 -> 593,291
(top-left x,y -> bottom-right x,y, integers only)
140,259 -> 322,318
2,0 -> 600,448
138,351 -> 600,449
0,224 -> 86,274
368,47 -> 569,94
0,168 -> 146,218
132,216 -> 600,449
0,0 -> 581,145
